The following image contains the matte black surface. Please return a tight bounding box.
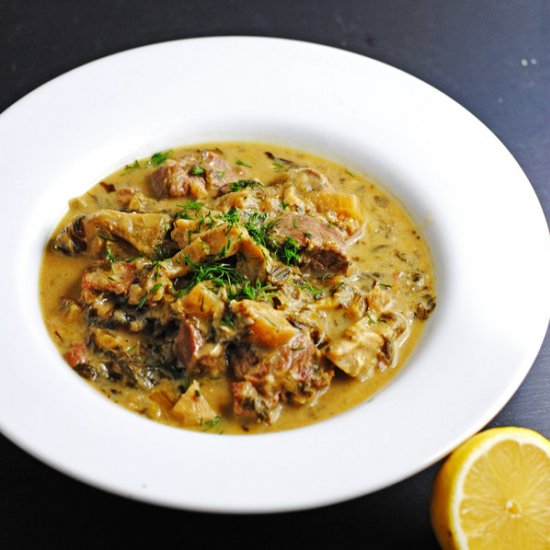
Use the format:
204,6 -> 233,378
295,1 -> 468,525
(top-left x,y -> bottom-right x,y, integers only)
1,2 -> 548,548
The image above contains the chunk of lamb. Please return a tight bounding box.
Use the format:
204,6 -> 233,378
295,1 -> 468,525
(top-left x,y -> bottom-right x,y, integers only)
174,315 -> 226,377
54,210 -> 171,257
149,150 -> 241,199
272,213 -> 349,275
272,166 -> 333,193
81,261 -> 137,296
230,332 -> 333,424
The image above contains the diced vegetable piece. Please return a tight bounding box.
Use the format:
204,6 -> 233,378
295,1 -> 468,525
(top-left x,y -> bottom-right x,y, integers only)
65,341 -> 87,367
312,191 -> 364,224
171,381 -> 218,426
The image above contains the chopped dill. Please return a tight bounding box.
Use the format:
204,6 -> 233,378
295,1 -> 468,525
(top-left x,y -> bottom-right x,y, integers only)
200,415 -> 222,432
244,212 -> 279,249
189,165 -> 205,176
229,179 -> 263,192
277,237 -> 301,266
149,150 -> 172,166
105,245 -> 117,263
124,159 -> 141,171
176,257 -> 244,296
298,281 -> 323,299
175,199 -> 205,219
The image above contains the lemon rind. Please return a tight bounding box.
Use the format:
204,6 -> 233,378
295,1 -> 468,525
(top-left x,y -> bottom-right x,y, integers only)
449,427 -> 550,548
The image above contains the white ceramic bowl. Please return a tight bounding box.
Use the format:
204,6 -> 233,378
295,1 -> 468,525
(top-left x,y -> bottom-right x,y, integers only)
0,37 -> 548,513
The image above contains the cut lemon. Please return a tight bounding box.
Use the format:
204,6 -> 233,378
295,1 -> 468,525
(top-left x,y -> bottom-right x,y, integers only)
430,426 -> 550,549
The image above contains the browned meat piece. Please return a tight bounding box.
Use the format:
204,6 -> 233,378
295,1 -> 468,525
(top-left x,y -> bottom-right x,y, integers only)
272,213 -> 349,275
174,316 -> 226,376
272,166 -> 333,193
82,261 -> 137,295
200,150 -> 242,192
230,332 -> 333,423
149,159 -> 207,199
149,150 -> 240,199
175,317 -> 204,367
115,186 -> 139,208
54,210 -> 171,257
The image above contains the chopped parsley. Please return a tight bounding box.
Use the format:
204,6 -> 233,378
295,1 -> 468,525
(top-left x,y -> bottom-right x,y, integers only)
235,159 -> 252,168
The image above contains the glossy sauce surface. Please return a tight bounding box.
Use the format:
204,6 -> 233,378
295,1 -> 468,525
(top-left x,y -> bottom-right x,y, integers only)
40,142 -> 436,434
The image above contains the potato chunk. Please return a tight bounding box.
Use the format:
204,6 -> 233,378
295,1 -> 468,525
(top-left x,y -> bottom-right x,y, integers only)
171,381 -> 218,426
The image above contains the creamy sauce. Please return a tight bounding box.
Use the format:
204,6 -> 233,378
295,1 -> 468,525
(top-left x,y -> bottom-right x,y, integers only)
40,142 -> 436,434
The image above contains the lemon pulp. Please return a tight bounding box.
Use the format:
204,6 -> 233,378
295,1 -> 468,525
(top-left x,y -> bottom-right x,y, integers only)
431,427 -> 550,550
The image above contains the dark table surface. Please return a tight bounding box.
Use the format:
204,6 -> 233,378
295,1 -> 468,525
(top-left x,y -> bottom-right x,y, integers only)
1,2 -> 549,548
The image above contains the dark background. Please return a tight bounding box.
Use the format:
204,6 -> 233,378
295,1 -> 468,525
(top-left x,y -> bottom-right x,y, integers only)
1,2 -> 548,548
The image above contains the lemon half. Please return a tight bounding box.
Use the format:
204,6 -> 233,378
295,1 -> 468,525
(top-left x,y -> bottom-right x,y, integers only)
430,426 -> 550,549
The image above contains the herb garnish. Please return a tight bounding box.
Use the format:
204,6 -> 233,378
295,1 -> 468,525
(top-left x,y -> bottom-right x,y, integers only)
219,207 -> 240,229
277,237 -> 301,266
229,279 -> 277,301
136,282 -> 163,310
189,165 -> 205,176
149,150 -> 172,166
229,179 -> 263,192
200,415 -> 222,431
124,159 -> 141,171
176,256 -> 244,296
298,281 -> 323,299
235,159 -> 252,168
176,199 -> 204,219
243,212 -> 279,249
105,246 -> 117,263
